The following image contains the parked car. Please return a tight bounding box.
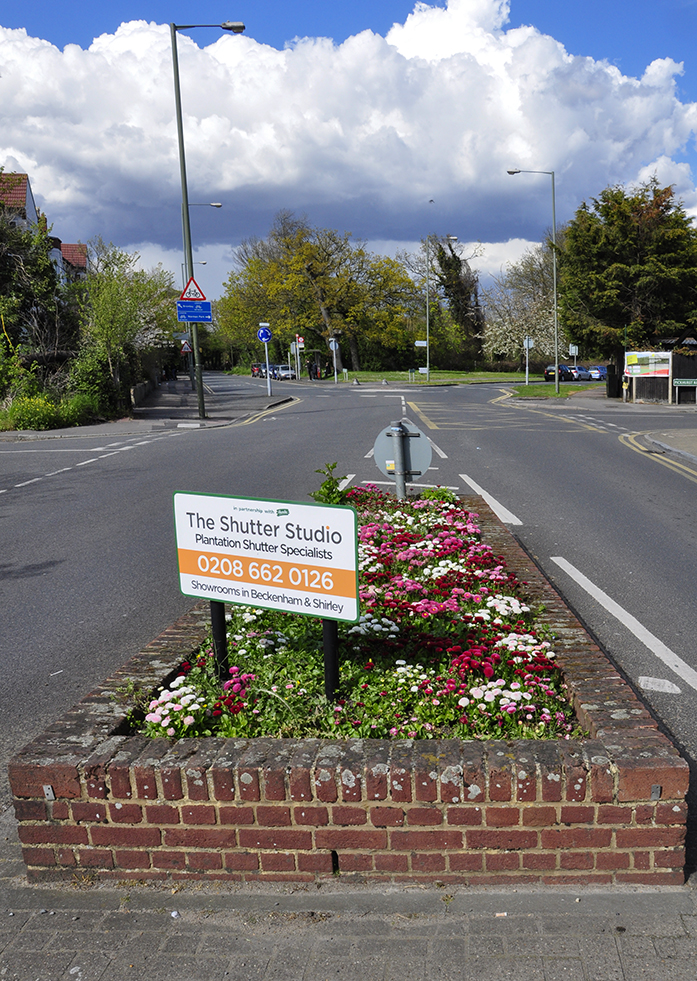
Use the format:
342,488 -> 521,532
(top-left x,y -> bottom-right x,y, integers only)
544,364 -> 574,382
251,362 -> 263,377
276,364 -> 297,380
570,365 -> 592,381
588,365 -> 608,381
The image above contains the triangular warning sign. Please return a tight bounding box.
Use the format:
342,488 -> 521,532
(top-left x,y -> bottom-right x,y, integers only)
180,278 -> 206,301
181,340 -> 193,353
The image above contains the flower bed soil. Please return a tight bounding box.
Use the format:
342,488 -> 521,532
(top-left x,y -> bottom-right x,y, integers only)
9,498 -> 688,886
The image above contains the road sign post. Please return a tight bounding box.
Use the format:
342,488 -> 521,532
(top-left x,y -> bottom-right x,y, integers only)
258,323 -> 273,395
178,278 -> 208,417
373,420 -> 433,499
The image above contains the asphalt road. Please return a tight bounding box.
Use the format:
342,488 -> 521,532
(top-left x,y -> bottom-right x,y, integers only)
1,374 -> 697,820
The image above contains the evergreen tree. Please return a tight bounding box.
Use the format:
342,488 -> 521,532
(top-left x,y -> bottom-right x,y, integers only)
558,179 -> 697,362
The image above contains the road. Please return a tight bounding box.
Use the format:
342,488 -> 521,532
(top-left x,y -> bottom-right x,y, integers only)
1,374 -> 696,822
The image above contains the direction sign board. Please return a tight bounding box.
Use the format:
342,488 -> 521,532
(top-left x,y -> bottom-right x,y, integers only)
177,300 -> 212,323
180,278 -> 206,301
173,492 -> 359,622
414,340 -> 427,347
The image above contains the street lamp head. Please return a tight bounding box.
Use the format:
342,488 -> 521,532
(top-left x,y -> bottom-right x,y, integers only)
221,21 -> 245,32
446,235 -> 458,243
507,169 -> 521,175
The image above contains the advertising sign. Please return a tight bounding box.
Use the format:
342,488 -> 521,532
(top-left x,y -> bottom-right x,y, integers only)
173,492 -> 359,622
625,352 -> 670,377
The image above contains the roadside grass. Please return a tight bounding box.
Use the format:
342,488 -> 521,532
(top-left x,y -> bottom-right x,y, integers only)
228,366 -> 546,385
511,382 -> 605,399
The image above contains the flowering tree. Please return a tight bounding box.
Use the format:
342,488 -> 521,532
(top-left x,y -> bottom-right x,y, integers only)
481,243 -> 561,363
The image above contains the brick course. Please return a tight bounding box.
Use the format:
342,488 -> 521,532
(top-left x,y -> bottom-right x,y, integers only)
9,501 -> 688,885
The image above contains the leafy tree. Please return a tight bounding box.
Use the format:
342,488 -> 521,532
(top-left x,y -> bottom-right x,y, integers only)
482,242 -> 562,362
217,212 -> 419,371
558,179 -> 697,362
0,208 -> 78,364
80,239 -> 177,390
433,238 -> 483,365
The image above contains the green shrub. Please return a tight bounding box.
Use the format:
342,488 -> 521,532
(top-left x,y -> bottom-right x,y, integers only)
9,395 -> 61,430
59,392 -> 99,427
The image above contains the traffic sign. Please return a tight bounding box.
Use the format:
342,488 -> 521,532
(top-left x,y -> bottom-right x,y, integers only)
372,420 -> 432,481
329,338 -> 339,352
414,340 -> 427,347
181,340 -> 193,353
177,300 -> 212,323
180,278 -> 206,301
257,325 -> 273,343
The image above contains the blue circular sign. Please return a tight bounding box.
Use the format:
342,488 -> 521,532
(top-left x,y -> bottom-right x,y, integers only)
257,326 -> 272,343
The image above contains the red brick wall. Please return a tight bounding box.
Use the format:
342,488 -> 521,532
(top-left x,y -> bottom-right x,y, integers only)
9,501 -> 689,885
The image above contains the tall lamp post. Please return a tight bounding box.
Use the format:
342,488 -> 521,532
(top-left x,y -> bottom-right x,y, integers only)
507,168 -> 559,394
170,21 -> 244,418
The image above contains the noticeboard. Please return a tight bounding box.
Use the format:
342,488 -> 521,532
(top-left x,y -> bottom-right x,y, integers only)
173,492 -> 359,622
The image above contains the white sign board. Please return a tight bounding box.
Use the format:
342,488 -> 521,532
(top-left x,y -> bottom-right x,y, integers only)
173,492 -> 359,622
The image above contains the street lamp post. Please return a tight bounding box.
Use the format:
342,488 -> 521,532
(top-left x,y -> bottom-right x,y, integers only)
170,21 -> 244,418
507,168 -> 559,394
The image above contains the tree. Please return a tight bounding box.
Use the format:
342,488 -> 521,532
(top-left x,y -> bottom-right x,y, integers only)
79,239 -> 177,396
217,212 -> 419,371
481,243 -> 561,362
0,209 -> 77,364
558,179 -> 697,362
433,238 -> 483,365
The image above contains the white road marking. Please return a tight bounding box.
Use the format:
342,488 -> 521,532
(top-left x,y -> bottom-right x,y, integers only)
364,448 -> 375,458
363,480 -> 459,490
14,478 -> 42,487
551,556 -> 697,692
638,676 -> 682,694
338,474 -> 355,490
75,458 -> 100,466
458,475 -> 523,525
428,438 -> 448,459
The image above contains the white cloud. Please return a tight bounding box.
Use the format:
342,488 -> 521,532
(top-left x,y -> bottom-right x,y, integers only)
1,0 -> 696,299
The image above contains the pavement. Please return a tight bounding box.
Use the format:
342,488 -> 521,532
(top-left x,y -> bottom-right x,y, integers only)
2,376 -> 697,979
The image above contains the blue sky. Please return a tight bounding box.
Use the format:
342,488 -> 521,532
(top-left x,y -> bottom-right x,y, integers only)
2,0 -> 697,297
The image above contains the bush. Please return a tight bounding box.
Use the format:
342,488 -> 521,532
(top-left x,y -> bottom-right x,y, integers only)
59,392 -> 99,427
8,395 -> 61,430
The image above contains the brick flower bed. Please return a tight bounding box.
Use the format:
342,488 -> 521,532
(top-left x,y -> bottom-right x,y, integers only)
9,499 -> 688,885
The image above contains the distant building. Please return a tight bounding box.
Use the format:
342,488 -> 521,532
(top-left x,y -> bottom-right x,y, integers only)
0,172 -> 39,228
1,171 -> 87,281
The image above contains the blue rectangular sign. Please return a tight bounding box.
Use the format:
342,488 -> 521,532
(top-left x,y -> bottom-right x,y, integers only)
176,300 -> 212,323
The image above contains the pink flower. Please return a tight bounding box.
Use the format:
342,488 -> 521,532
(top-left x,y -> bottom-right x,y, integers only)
183,715 -> 195,726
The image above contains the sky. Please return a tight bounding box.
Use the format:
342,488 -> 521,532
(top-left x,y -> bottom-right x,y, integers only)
2,0 -> 697,299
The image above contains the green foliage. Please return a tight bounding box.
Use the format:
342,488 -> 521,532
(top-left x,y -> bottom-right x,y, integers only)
8,394 -> 61,430
309,462 -> 349,505
217,211 -> 421,372
558,179 -> 697,359
67,345 -> 118,417
420,486 -> 458,503
80,239 -> 177,402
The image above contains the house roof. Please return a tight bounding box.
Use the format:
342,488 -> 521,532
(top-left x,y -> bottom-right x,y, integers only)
0,172 -> 28,209
61,243 -> 87,270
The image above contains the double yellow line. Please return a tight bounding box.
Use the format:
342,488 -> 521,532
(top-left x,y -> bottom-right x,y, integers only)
620,432 -> 697,484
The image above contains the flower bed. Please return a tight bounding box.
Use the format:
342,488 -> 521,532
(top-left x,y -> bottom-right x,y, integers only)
141,489 -> 580,742
9,497 -> 689,886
